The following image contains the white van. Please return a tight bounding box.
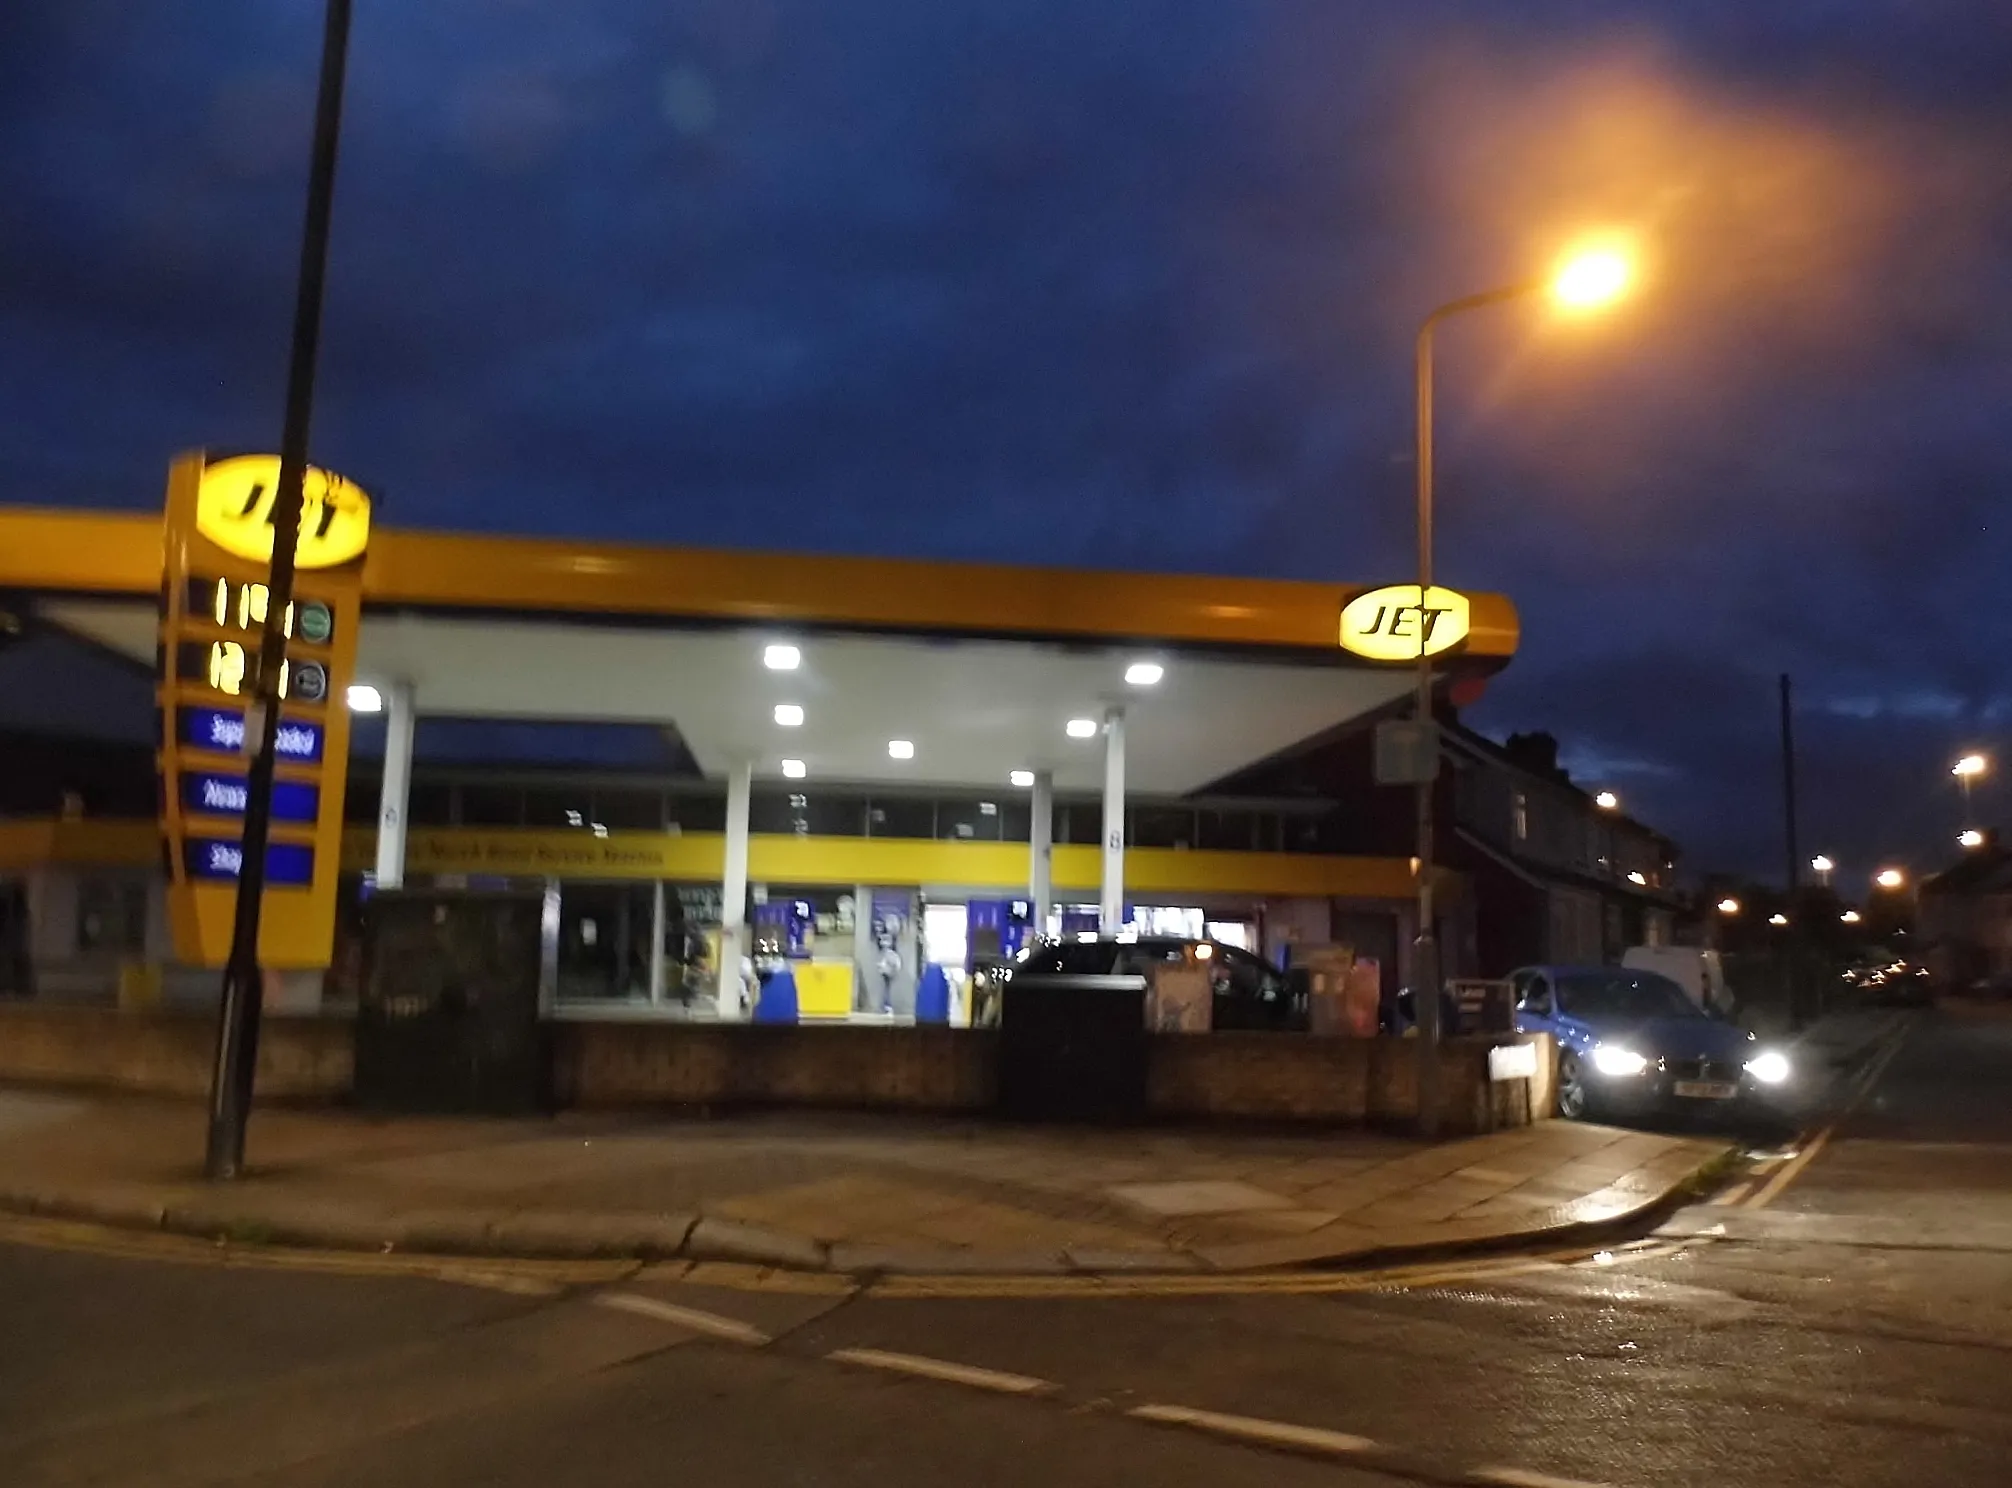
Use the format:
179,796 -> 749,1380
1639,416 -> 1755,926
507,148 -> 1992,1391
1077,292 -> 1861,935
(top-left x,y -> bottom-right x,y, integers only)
1621,946 -> 1729,1014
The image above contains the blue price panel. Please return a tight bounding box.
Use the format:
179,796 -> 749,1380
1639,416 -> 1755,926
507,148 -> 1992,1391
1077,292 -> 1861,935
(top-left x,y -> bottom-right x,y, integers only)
179,706 -> 323,765
181,772 -> 320,824
184,838 -> 317,887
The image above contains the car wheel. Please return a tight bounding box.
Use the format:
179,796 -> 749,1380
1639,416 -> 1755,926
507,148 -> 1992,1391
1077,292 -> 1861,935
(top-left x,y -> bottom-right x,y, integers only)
1557,1052 -> 1591,1121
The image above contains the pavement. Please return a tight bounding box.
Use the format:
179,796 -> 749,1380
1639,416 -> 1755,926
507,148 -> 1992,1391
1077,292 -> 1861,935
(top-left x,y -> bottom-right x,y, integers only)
0,999 -> 1997,1488
0,1088 -> 1732,1276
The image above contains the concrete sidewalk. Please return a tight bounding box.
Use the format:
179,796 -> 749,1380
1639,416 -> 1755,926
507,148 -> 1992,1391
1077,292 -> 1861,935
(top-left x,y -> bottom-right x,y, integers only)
0,1090 -> 1734,1276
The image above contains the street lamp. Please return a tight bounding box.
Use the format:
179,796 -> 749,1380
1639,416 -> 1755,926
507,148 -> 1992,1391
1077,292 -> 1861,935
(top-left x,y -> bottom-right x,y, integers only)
1874,868 -> 1906,891
1593,790 -> 1620,811
1953,753 -> 1988,810
1840,909 -> 1863,925
1716,897 -> 1741,915
1960,828 -> 1986,849
1769,913 -> 1790,927
1410,239 -> 1635,1129
1810,854 -> 1834,887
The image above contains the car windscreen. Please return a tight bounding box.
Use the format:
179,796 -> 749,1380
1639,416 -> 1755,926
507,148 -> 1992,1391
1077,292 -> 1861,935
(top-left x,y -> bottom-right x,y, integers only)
1554,971 -> 1697,1021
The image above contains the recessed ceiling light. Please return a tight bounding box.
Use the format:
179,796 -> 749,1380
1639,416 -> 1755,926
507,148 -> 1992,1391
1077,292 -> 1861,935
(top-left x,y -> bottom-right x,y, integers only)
764,643 -> 800,671
781,759 -> 806,779
346,684 -> 383,713
1125,661 -> 1164,686
1066,718 -> 1098,739
1009,769 -> 1035,788
774,704 -> 804,727
887,739 -> 915,760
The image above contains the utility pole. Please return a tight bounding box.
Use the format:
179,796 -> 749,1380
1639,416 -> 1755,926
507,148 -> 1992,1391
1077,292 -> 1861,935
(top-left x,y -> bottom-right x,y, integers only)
1779,673 -> 1804,1027
205,0 -> 355,1179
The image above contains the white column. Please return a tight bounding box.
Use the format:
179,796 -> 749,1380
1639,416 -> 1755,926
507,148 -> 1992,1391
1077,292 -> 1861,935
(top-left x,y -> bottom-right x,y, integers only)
1100,708 -> 1126,932
647,879 -> 667,1007
1029,769 -> 1054,936
373,679 -> 416,889
718,761 -> 753,1018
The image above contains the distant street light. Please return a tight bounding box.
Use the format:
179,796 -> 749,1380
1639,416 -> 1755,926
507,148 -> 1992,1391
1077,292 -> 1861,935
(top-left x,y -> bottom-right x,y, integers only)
1874,868 -> 1907,891
1409,237 -> 1638,1123
1953,753 -> 1989,810
1840,909 -> 1862,925
1960,828 -> 1986,849
1769,912 -> 1790,927
1594,790 -> 1620,811
1716,897 -> 1742,915
1810,854 -> 1834,887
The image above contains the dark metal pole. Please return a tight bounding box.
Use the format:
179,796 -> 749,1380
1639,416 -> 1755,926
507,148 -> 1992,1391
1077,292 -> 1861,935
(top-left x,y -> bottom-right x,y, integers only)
205,0 -> 355,1180
1779,672 -> 1803,1027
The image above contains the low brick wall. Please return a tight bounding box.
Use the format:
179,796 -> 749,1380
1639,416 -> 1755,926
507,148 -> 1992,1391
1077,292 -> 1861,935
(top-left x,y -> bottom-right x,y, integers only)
0,1004 -> 1551,1133
555,1021 -> 998,1113
0,1004 -> 351,1102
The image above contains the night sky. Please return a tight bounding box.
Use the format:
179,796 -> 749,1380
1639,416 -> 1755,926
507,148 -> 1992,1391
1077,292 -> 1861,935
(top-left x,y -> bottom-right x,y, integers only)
4,2 -> 2011,886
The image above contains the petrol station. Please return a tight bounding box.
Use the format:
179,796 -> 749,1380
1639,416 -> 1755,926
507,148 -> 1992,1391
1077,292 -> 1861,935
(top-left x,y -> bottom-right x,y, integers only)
0,453 -> 1520,1029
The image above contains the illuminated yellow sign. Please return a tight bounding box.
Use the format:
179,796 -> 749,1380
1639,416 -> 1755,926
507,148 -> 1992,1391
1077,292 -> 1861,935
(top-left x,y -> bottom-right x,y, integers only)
195,455 -> 371,569
1338,585 -> 1471,661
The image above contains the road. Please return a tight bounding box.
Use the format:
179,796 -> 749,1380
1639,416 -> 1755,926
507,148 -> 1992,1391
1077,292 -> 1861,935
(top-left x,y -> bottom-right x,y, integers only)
3,1005 -> 2007,1488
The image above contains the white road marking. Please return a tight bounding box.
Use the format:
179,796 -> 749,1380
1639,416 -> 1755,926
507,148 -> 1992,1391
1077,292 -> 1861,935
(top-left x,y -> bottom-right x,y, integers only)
591,1290 -> 772,1345
1472,1468 -> 1618,1488
1128,1403 -> 1376,1456
826,1347 -> 1058,1395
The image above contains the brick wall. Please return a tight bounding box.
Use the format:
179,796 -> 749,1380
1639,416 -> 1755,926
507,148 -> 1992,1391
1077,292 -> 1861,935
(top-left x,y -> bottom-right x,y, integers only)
0,1005 -> 1550,1133
0,1005 -> 351,1101
556,1021 -> 998,1113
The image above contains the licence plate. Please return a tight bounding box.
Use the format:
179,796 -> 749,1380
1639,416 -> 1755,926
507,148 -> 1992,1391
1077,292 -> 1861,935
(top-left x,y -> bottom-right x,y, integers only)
1672,1079 -> 1739,1100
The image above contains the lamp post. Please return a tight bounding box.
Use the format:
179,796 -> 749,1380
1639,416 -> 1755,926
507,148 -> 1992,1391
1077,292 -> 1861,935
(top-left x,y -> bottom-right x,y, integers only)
1810,855 -> 1834,889
1411,242 -> 1632,1132
205,0 -> 355,1180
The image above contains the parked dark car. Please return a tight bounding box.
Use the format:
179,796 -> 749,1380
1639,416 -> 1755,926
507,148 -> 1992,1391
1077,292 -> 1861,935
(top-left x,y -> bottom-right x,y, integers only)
1511,964 -> 1793,1123
1009,937 -> 1309,1031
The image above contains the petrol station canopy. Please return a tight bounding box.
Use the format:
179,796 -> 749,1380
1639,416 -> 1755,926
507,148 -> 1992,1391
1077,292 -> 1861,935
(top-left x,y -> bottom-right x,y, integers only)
0,506 -> 1519,794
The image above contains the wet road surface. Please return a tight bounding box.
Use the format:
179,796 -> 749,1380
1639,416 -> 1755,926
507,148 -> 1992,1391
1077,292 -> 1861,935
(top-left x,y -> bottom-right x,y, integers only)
3,1005 -> 2006,1488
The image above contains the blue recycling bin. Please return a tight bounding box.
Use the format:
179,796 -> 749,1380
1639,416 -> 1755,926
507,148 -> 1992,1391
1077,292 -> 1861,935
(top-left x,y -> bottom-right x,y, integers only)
753,965 -> 800,1024
915,963 -> 951,1024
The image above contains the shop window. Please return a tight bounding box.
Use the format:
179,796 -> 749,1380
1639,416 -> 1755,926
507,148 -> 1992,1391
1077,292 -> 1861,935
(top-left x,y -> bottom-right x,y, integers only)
1280,810 -> 1347,854
867,797 -> 934,839
457,783 -> 521,826
523,786 -> 589,829
344,774 -> 381,822
936,795 -> 1002,842
1055,803 -> 1104,845
1130,805 -> 1196,850
667,791 -> 726,833
754,790 -> 866,837
594,786 -> 665,831
996,798 -> 1032,842
1197,809 -> 1257,851
76,877 -> 147,955
410,780 -> 454,825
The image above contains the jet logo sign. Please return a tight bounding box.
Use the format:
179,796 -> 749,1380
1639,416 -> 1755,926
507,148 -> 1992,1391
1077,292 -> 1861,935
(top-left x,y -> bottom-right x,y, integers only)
1338,585 -> 1471,662
194,455 -> 371,569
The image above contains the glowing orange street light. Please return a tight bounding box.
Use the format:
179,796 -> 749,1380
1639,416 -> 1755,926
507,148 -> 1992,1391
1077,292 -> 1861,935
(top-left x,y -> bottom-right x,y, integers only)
1874,868 -> 1906,891
1960,829 -> 1986,849
1594,790 -> 1620,811
1551,245 -> 1633,309
1716,897 -> 1741,915
1409,234 -> 1639,1097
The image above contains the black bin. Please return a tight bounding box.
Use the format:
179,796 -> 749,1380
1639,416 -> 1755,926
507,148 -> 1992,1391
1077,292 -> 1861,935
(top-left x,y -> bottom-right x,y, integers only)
353,890 -> 549,1114
998,974 -> 1148,1122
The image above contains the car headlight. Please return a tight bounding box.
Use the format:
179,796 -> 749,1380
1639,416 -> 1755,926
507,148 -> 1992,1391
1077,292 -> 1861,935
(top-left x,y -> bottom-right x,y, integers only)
1745,1050 -> 1792,1085
1590,1045 -> 1649,1077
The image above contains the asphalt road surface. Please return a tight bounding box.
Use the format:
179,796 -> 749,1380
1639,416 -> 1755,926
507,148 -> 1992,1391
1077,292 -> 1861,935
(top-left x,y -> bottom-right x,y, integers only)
3,1006 -> 2007,1488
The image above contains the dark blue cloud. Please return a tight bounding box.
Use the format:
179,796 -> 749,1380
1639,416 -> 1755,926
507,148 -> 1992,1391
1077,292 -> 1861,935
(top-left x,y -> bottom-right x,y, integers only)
4,0 -> 2011,877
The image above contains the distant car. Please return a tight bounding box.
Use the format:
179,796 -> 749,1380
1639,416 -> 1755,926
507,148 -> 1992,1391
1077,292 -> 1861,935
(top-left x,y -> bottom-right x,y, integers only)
1009,936 -> 1309,1031
1511,964 -> 1792,1123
